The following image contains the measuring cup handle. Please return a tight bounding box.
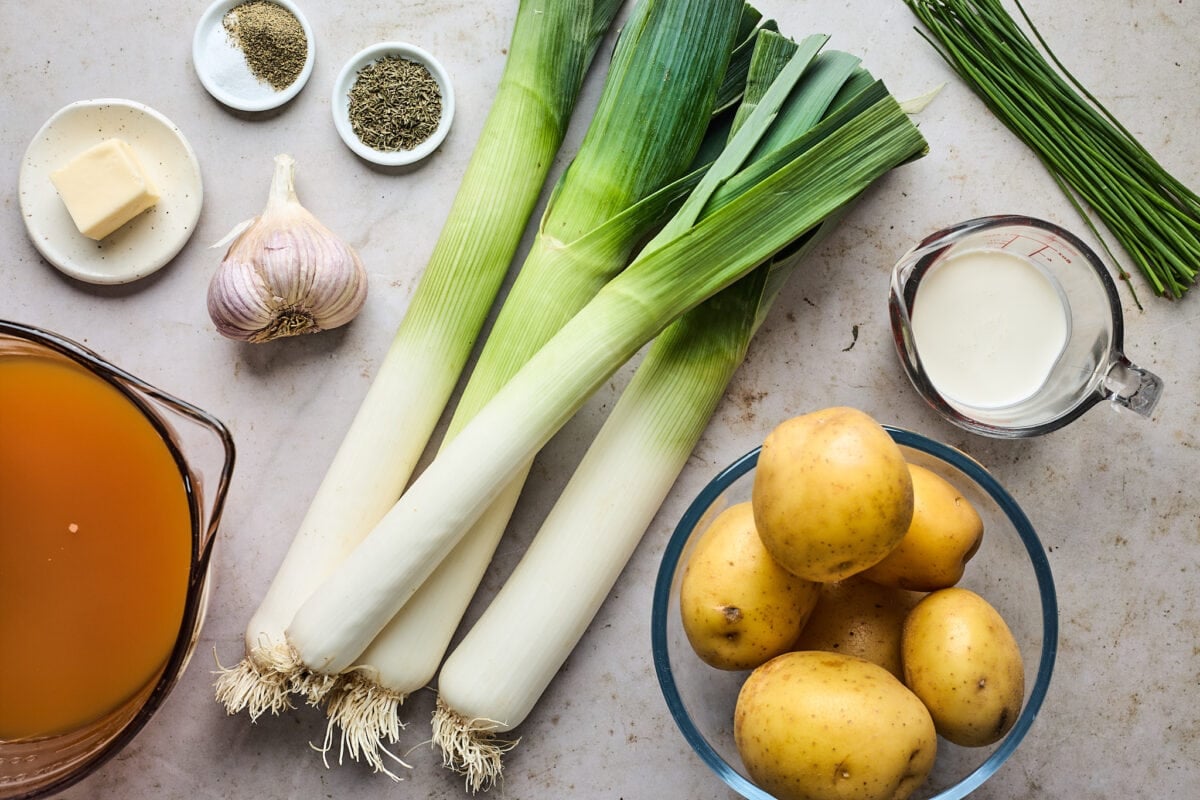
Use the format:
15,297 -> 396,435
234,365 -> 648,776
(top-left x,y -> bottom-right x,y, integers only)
1102,354 -> 1163,418
179,407 -> 236,557
136,387 -> 236,557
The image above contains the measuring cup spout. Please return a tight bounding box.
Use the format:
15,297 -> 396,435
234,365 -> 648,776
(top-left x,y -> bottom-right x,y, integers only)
1102,354 -> 1162,418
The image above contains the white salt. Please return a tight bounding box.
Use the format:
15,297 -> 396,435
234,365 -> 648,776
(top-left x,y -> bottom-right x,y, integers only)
198,17 -> 281,103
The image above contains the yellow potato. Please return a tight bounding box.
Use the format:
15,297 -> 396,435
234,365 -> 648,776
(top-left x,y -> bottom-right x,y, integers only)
792,576 -> 924,680
901,587 -> 1024,747
861,463 -> 984,591
752,407 -> 914,582
679,502 -> 820,671
735,651 -> 937,800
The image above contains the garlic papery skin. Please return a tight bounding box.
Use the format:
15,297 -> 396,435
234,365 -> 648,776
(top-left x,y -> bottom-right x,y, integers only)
207,154 -> 368,343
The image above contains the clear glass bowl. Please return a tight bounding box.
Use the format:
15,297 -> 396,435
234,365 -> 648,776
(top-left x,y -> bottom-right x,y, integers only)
651,426 -> 1057,800
0,321 -> 236,800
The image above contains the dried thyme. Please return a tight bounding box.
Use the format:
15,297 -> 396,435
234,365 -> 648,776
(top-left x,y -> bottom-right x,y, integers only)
348,56 -> 443,152
223,0 -> 307,92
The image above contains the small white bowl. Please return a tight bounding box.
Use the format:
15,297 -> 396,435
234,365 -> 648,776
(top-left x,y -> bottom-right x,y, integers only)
331,42 -> 455,167
18,99 -> 204,285
192,0 -> 315,113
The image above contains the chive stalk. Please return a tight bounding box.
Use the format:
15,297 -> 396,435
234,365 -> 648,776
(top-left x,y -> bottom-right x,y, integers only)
905,0 -> 1200,300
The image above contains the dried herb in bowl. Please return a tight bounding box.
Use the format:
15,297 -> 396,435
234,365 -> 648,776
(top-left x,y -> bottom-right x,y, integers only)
348,55 -> 443,152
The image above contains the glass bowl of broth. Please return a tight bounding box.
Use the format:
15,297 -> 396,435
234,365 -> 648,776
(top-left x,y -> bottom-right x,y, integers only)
0,320 -> 235,799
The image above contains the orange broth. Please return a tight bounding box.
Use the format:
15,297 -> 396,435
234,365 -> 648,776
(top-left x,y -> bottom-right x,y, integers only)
0,354 -> 192,739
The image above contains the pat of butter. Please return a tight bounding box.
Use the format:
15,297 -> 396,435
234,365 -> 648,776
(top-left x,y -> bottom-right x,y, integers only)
50,138 -> 161,240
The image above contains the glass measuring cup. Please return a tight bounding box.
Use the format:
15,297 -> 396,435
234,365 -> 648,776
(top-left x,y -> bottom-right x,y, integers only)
889,215 -> 1162,437
0,320 -> 235,800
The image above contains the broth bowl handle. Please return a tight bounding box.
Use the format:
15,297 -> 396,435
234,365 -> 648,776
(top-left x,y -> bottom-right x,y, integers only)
122,375 -> 236,563
158,396 -> 236,560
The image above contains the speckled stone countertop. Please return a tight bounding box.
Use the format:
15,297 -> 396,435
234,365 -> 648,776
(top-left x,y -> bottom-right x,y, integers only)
2,1 -> 1198,798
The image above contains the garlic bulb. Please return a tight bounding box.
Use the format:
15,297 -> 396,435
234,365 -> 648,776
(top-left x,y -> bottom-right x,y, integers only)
207,154 -> 368,343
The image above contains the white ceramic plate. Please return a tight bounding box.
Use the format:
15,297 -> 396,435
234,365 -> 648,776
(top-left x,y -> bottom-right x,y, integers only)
192,0 -> 315,112
18,99 -> 204,285
331,42 -> 455,167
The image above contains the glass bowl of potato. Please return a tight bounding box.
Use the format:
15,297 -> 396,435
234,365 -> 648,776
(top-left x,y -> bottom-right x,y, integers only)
651,419 -> 1057,800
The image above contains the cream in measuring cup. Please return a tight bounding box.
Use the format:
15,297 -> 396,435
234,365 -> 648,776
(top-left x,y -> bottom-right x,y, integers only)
889,215 -> 1162,437
910,247 -> 1069,408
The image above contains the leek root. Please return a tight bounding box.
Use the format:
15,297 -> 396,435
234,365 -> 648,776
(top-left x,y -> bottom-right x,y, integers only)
316,672 -> 410,780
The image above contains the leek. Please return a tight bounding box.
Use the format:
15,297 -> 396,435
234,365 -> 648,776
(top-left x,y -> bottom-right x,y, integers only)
316,0 -> 750,772
432,35 -> 880,791
281,43 -> 927,695
214,0 -> 624,718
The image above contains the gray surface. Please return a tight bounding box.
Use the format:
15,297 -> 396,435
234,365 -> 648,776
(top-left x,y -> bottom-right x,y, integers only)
2,1 -> 1197,798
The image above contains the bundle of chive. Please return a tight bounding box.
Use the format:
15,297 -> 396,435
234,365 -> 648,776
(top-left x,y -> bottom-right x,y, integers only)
905,0 -> 1200,301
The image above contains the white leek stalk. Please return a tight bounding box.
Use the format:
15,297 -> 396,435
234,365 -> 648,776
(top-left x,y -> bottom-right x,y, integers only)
214,0 -> 624,718
430,267 -> 788,790
318,0 -> 750,771
281,66 -> 928,690
430,35 -> 871,790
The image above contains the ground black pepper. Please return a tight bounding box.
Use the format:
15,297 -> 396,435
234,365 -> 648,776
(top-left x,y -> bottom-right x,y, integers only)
223,0 -> 307,92
348,56 -> 443,152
